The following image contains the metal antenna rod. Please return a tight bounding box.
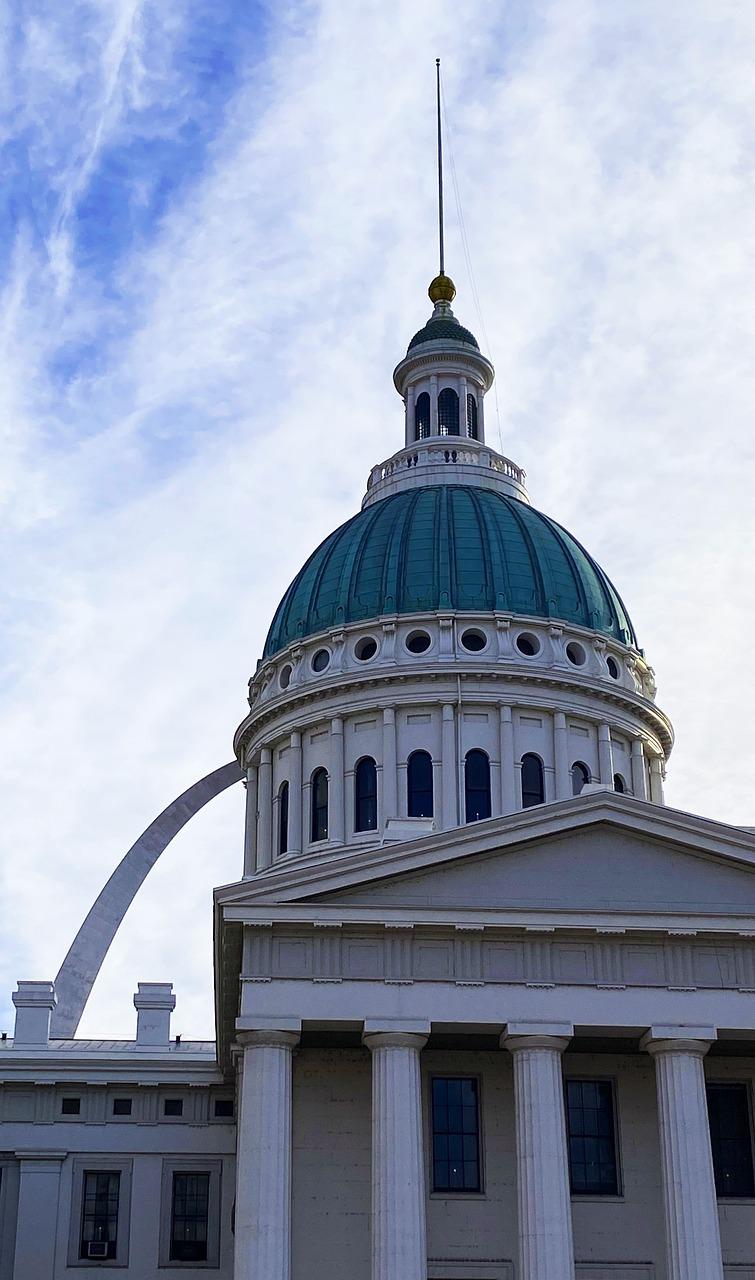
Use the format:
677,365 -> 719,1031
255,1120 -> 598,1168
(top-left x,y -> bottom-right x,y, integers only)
436,57 -> 445,276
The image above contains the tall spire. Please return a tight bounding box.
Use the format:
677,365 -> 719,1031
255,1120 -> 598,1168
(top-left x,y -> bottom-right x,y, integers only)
429,59 -> 455,306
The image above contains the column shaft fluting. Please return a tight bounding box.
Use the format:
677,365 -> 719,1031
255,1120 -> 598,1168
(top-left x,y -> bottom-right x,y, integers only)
330,717 -> 345,844
554,711 -> 570,800
441,703 -> 457,829
382,709 -> 398,824
288,731 -> 302,855
234,1030 -> 300,1280
243,765 -> 258,875
630,738 -> 647,800
364,1031 -> 428,1280
500,704 -> 516,813
643,1036 -> 723,1280
598,723 -> 614,786
504,1034 -> 575,1280
256,748 -> 273,871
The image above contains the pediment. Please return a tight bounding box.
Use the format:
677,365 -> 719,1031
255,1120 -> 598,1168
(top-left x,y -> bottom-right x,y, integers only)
310,824 -> 755,918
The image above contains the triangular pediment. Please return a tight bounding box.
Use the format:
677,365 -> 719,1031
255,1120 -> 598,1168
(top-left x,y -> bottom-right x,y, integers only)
215,795 -> 755,926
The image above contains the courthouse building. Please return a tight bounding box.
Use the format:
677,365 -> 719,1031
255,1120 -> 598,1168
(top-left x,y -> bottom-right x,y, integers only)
2,271 -> 755,1280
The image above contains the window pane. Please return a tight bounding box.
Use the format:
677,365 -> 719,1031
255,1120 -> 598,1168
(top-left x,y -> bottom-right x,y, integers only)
407,751 -> 433,818
311,769 -> 328,842
565,1080 -> 618,1196
707,1083 -> 755,1197
355,757 -> 378,832
278,782 -> 289,855
465,750 -> 491,823
431,1077 -> 481,1192
415,392 -> 430,440
80,1171 -> 120,1259
170,1171 -> 210,1262
521,754 -> 544,808
438,388 -> 460,436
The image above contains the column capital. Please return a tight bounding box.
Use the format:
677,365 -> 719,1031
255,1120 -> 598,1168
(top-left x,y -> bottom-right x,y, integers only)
502,1020 -> 573,1054
640,1025 -> 716,1057
363,1018 -> 430,1052
237,1029 -> 300,1051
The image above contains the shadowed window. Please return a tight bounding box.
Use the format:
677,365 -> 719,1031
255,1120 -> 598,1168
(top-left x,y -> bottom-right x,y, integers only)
354,757 -> 378,832
311,768 -> 328,842
415,392 -> 430,440
170,1172 -> 210,1262
438,387 -> 460,436
80,1171 -> 120,1260
278,781 -> 289,855
466,393 -> 478,439
571,761 -> 590,795
432,1077 -> 481,1192
521,754 -> 544,808
613,773 -> 626,793
707,1083 -> 755,1198
565,1079 -> 619,1196
464,749 -> 491,822
407,750 -> 433,818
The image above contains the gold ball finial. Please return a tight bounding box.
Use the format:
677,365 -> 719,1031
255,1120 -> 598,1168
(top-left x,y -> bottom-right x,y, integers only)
428,273 -> 456,304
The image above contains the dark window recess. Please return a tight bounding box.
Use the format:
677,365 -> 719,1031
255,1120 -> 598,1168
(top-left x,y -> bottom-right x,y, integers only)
164,1098 -> 183,1117
432,1077 -> 481,1192
464,750 -> 491,823
565,1079 -> 619,1195
278,780 -> 289,855
354,757 -> 378,832
214,1099 -> 234,1118
466,393 -> 478,439
112,1097 -> 132,1116
438,387 -> 460,436
415,391 -> 431,440
80,1170 -> 120,1259
571,761 -> 590,796
521,754 -> 545,808
170,1171 -> 210,1263
407,750 -> 433,818
62,1096 -> 81,1115
613,773 -> 626,793
707,1083 -> 755,1198
311,768 -> 328,842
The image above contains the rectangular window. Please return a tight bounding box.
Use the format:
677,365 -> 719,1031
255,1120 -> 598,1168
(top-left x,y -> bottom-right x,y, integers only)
80,1170 -> 120,1260
431,1077 -> 481,1193
565,1079 -> 619,1195
61,1096 -> 81,1115
707,1082 -> 755,1198
164,1098 -> 183,1117
170,1172 -> 210,1262
214,1098 -> 234,1118
112,1097 -> 132,1116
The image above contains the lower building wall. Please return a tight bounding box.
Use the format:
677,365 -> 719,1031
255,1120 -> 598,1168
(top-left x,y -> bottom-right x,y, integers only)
289,1047 -> 755,1280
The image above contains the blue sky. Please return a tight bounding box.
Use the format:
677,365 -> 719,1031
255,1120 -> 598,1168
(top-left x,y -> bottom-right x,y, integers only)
2,0 -> 755,1037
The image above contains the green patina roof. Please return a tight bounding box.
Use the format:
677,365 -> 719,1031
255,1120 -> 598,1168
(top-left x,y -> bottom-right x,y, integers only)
407,316 -> 479,352
263,486 -> 636,658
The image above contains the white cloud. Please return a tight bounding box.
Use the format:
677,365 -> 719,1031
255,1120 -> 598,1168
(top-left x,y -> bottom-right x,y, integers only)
2,0 -> 755,1036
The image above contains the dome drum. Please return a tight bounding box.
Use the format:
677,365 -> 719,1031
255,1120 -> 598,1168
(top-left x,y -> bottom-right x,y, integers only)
363,440 -> 529,508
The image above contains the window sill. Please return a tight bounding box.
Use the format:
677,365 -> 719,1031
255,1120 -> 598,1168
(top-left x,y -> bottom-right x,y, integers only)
570,1194 -> 625,1203
430,1191 -> 488,1201
716,1196 -> 755,1205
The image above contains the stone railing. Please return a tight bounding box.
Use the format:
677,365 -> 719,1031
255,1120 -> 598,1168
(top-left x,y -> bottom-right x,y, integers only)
364,441 -> 527,505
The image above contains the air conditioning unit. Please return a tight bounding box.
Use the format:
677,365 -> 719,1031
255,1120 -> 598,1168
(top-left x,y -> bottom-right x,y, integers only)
87,1241 -> 109,1259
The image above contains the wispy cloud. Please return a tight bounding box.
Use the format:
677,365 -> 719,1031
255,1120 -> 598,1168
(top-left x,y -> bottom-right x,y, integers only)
2,0 -> 755,1036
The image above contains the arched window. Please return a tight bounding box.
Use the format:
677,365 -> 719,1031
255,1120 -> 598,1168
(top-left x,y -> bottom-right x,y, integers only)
407,750 -> 433,818
466,393 -> 478,439
465,749 -> 491,822
355,756 -> 378,832
278,781 -> 289,855
311,768 -> 328,842
438,387 -> 460,436
521,754 -> 545,808
571,761 -> 590,796
613,773 -> 626,794
415,391 -> 430,440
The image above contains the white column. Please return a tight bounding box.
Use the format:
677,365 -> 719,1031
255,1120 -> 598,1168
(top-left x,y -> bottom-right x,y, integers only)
554,711 -> 570,800
256,747 -> 273,871
430,374 -> 439,435
234,1026 -> 301,1280
406,386 -> 416,447
382,709 -> 398,824
631,739 -> 648,800
441,703 -> 457,829
330,717 -> 345,844
502,1025 -> 575,1280
13,1150 -> 65,1278
649,754 -> 664,804
363,1023 -> 429,1280
500,704 -> 516,813
288,731 -> 302,855
460,375 -> 468,435
243,765 -> 258,875
478,387 -> 485,442
641,1029 -> 723,1280
598,723 -> 614,786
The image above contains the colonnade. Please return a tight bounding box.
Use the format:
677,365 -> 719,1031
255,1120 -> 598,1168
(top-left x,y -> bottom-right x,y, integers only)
243,707 -> 659,873
233,1022 -> 723,1280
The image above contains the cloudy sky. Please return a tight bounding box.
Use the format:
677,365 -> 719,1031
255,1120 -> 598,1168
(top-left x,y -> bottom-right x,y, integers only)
2,0 -> 754,1038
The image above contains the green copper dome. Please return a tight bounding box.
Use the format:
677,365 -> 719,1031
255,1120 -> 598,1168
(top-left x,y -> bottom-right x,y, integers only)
263,486 -> 636,658
407,316 -> 479,353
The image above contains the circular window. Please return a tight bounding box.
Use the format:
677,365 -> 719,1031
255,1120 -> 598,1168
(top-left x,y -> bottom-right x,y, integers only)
566,641 -> 586,666
606,655 -> 620,679
461,628 -> 487,653
311,648 -> 330,673
405,630 -> 432,655
279,664 -> 292,690
515,632 -> 541,657
355,636 -> 378,662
